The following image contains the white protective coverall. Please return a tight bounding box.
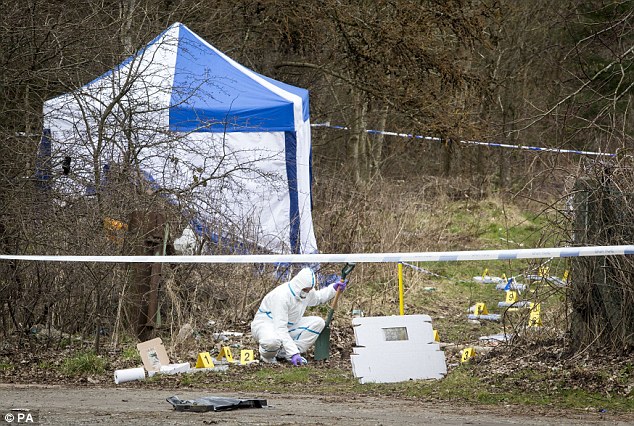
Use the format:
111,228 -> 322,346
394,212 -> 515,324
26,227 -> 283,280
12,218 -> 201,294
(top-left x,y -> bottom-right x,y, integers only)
251,268 -> 336,362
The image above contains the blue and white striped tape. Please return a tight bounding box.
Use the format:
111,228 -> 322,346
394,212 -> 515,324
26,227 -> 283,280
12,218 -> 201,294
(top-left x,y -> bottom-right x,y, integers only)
400,261 -> 445,277
1,245 -> 632,264
312,123 -> 616,157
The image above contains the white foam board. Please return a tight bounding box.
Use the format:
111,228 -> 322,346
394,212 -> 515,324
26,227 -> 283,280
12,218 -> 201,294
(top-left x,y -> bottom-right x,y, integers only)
350,314 -> 446,383
351,350 -> 447,383
352,342 -> 441,354
352,315 -> 434,346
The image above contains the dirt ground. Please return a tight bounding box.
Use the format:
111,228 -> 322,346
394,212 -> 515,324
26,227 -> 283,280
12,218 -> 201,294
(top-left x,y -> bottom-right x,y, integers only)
1,384 -> 631,425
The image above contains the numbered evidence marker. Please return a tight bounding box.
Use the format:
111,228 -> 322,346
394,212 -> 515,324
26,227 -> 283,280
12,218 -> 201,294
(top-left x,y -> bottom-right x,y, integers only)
528,303 -> 542,327
505,290 -> 519,304
195,352 -> 215,368
216,346 -> 236,363
473,302 -> 488,316
240,349 -> 256,365
433,329 -> 440,342
460,347 -> 475,363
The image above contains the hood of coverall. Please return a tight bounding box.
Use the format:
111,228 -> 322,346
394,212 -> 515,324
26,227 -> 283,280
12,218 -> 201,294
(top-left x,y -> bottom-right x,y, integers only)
288,267 -> 316,300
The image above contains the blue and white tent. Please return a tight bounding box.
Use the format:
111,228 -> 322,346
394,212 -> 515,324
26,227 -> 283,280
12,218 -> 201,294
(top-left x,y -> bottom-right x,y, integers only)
43,22 -> 317,254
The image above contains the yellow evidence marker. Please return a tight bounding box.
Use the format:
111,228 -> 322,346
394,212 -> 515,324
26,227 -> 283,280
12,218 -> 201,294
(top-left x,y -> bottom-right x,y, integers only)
195,352 -> 215,368
433,329 -> 440,342
528,303 -> 542,327
240,349 -> 255,365
460,347 -> 476,363
216,346 -> 236,363
473,302 -> 488,316
505,290 -> 519,304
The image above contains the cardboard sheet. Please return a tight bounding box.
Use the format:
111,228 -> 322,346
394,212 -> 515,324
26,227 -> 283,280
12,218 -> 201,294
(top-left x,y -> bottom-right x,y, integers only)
137,337 -> 170,372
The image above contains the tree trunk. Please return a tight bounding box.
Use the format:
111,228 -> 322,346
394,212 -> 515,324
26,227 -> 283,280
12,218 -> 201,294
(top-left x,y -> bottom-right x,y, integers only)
442,138 -> 453,177
127,210 -> 166,341
348,89 -> 368,185
570,176 -> 634,351
369,103 -> 388,181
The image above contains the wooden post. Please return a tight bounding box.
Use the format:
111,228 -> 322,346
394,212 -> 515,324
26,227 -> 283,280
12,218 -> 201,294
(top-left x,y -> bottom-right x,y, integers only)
128,211 -> 166,341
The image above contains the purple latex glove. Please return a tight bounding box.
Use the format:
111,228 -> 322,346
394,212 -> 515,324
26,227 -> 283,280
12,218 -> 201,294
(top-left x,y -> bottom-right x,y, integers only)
333,279 -> 348,292
291,353 -> 307,366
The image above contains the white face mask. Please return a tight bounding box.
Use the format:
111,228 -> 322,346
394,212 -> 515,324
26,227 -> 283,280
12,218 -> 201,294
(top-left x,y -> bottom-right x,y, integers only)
299,288 -> 311,299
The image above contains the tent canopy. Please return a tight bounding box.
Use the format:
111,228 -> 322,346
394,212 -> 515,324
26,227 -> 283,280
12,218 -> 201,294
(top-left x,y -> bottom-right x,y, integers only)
43,22 -> 317,254
167,24 -> 309,132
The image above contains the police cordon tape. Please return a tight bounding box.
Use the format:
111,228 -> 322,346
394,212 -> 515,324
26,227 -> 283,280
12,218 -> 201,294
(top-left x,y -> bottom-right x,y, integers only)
312,123 -> 616,157
1,245 -> 633,264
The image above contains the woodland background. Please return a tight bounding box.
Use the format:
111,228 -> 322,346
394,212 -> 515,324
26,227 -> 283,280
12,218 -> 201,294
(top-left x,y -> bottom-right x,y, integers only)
0,0 -> 632,359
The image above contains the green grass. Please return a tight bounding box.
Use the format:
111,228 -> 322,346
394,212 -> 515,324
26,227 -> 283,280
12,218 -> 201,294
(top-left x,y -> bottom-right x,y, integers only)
60,352 -> 106,376
189,365 -> 632,413
393,196 -> 573,344
253,366 -> 313,385
121,346 -> 141,363
178,373 -> 196,386
441,198 -> 547,245
58,337 -> 72,349
37,360 -> 55,370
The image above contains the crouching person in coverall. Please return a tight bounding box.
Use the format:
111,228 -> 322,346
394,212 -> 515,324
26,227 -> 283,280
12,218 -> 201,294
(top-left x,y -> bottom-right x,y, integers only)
251,267 -> 347,366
